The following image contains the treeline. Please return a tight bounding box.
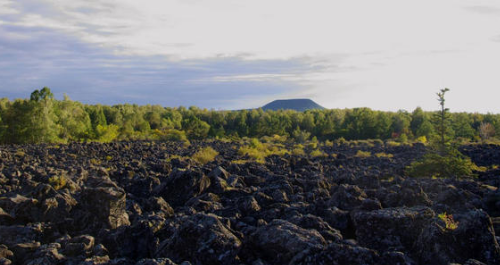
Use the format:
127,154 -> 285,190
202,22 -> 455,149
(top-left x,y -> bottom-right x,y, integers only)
0,87 -> 498,144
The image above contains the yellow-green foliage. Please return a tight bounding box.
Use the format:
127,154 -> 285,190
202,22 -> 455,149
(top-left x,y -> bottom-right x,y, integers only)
192,146 -> 219,165
307,141 -> 318,149
231,159 -> 252,165
406,150 -> 479,179
48,175 -> 67,190
96,124 -> 119,143
153,129 -> 189,144
438,212 -> 459,230
336,137 -> 347,145
325,140 -> 334,147
375,152 -> 394,158
15,150 -> 25,157
310,149 -> 327,158
386,140 -> 401,147
260,134 -> 287,143
416,136 -> 427,144
238,138 -> 289,163
165,154 -> 186,162
357,140 -> 375,148
355,150 -> 371,158
292,147 -> 306,156
89,158 -> 101,165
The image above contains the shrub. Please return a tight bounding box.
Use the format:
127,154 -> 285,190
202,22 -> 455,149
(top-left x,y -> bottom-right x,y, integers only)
192,146 -> 219,164
375,152 -> 394,158
438,212 -> 459,230
407,89 -> 478,179
307,141 -> 318,149
325,140 -> 334,147
406,149 -> 478,178
310,149 -> 327,158
292,127 -> 311,143
355,150 -> 371,158
398,133 -> 408,143
386,140 -> 401,147
336,137 -> 347,145
292,147 -> 306,156
153,129 -> 188,142
416,136 -> 427,144
238,139 -> 289,163
48,175 -> 67,190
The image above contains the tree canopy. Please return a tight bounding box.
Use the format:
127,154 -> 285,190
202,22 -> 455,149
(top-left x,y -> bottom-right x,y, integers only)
0,88 -> 499,144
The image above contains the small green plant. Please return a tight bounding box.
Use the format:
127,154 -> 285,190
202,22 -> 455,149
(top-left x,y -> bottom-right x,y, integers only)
238,139 -> 289,163
310,149 -> 327,158
336,137 -> 347,145
438,212 -> 459,230
192,146 -> 219,164
375,152 -> 394,158
386,140 -> 401,147
355,150 -> 371,158
48,175 -> 67,190
416,136 -> 427,144
15,149 -> 25,157
292,145 -> 306,156
325,140 -> 334,147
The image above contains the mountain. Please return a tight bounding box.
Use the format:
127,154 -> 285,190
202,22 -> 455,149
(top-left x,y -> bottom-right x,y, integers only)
261,99 -> 325,112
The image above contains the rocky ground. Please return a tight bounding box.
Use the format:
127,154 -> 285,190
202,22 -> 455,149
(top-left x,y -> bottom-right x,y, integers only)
1,141 -> 500,265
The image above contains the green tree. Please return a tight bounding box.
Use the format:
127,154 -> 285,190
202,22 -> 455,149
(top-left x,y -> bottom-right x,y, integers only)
56,94 -> 92,141
28,87 -> 60,143
407,88 -> 478,179
183,117 -> 210,139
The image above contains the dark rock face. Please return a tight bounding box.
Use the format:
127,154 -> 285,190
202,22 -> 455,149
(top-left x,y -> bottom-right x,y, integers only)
156,213 -> 241,265
353,206 -> 435,253
251,219 -> 326,263
80,179 -> 130,230
0,141 -> 500,264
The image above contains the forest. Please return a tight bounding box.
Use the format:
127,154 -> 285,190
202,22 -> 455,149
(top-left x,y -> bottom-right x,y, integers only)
0,87 -> 498,144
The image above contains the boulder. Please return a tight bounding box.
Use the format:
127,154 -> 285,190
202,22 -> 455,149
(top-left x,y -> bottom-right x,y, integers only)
352,206 -> 435,252
415,210 -> 500,265
154,168 -> 210,207
251,219 -> 326,263
80,177 -> 130,229
291,242 -> 380,265
329,184 -> 367,210
156,213 -> 241,265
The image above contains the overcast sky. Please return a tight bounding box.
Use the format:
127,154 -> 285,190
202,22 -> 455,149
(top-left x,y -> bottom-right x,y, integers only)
1,0 -> 500,112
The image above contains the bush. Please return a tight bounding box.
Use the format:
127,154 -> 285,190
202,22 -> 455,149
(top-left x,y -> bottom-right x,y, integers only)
416,136 -> 427,144
192,146 -> 219,164
292,147 -> 306,156
48,175 -> 67,190
238,139 -> 289,163
355,150 -> 371,158
153,129 -> 188,142
386,140 -> 401,147
336,137 -> 347,145
375,152 -> 394,158
325,140 -> 334,147
438,212 -> 459,230
310,149 -> 327,158
406,149 -> 478,179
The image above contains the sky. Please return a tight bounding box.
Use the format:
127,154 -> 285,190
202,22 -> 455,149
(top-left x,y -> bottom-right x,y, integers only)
0,0 -> 500,112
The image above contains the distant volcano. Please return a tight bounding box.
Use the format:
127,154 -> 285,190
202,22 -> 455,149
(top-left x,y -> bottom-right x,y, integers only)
261,99 -> 325,112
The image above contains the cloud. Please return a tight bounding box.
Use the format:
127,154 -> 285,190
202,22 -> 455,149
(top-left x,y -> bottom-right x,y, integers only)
2,0 -> 500,112
0,23 -> 312,109
465,5 -> 500,15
